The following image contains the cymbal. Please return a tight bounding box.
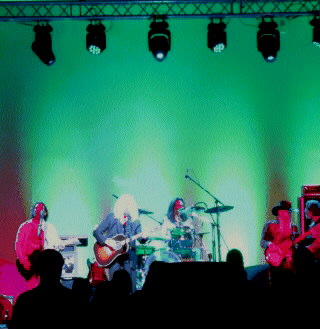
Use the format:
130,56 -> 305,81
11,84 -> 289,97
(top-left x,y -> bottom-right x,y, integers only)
138,208 -> 154,215
204,205 -> 234,214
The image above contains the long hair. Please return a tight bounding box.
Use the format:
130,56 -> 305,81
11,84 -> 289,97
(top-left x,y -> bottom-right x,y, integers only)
113,194 -> 139,221
30,202 -> 48,220
166,197 -> 186,223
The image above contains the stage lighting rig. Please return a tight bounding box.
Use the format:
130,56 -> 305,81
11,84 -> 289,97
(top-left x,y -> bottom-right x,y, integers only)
31,23 -> 55,66
310,17 -> 320,47
86,22 -> 106,55
207,20 -> 227,53
257,21 -> 280,63
148,19 -> 171,62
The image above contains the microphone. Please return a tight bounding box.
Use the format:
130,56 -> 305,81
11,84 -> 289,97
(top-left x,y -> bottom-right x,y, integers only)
185,169 -> 190,180
38,218 -> 43,236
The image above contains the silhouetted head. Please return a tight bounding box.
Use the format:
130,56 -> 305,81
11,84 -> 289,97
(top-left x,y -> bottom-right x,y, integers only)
34,249 -> 64,284
110,270 -> 132,297
226,249 -> 244,268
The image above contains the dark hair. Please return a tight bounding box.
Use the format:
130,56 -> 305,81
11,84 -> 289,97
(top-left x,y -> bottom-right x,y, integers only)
308,203 -> 320,216
226,249 -> 244,267
166,197 -> 186,223
30,202 -> 48,220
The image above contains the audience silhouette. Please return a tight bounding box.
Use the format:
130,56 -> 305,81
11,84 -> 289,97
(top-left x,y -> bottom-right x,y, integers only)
9,249 -> 87,329
7,246 -> 320,327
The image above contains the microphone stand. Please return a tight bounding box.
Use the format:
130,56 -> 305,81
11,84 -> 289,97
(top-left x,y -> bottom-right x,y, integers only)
185,174 -> 225,262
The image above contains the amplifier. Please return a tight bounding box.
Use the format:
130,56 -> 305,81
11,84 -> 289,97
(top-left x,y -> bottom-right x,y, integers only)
60,235 -> 88,247
302,185 -> 320,196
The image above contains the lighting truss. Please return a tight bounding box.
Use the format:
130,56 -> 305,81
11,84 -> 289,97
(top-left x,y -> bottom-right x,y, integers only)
0,1 -> 319,22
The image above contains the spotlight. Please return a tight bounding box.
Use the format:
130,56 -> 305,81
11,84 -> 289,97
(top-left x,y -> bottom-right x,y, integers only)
86,23 -> 106,55
31,24 -> 55,66
148,20 -> 171,62
257,21 -> 280,63
310,17 -> 320,47
207,21 -> 227,53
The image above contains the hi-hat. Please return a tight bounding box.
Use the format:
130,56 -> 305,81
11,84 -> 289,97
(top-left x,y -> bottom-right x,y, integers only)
204,205 -> 234,214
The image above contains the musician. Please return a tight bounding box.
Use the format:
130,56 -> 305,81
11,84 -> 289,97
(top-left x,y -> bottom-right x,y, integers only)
161,198 -> 190,237
93,194 -> 147,294
15,202 -> 65,290
161,197 -> 209,261
297,200 -> 320,259
260,201 -> 298,281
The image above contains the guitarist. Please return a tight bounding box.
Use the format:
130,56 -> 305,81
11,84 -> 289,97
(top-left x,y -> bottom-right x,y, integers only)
93,194 -> 147,294
260,201 -> 298,285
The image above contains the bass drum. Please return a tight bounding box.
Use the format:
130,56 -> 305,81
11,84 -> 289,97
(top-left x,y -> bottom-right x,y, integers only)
144,250 -> 181,276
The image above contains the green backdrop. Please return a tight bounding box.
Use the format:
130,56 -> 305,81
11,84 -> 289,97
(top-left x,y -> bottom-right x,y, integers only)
0,15 -> 318,276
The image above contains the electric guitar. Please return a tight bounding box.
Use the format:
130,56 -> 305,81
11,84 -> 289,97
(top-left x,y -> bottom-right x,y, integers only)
265,227 -> 318,266
94,226 -> 161,267
265,240 -> 293,267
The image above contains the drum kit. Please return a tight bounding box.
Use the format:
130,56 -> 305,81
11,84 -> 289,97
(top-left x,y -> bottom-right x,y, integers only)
135,203 -> 234,290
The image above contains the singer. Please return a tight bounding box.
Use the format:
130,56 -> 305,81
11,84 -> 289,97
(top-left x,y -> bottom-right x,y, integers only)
15,202 -> 64,290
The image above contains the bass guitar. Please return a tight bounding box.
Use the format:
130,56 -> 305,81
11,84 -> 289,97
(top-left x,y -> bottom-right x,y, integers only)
265,227 -> 318,266
94,226 -> 161,267
265,240 -> 293,267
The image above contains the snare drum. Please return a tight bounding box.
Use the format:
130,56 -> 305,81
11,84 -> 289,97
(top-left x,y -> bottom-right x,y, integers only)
169,226 -> 195,250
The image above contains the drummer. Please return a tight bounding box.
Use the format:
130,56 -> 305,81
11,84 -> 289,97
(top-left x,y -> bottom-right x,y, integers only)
160,198 -> 196,260
161,197 -> 189,233
161,197 -> 213,262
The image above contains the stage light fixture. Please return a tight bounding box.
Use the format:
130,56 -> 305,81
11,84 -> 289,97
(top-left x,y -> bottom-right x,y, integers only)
86,22 -> 106,55
310,17 -> 320,47
207,21 -> 227,53
148,20 -> 171,62
257,21 -> 280,63
31,24 -> 55,66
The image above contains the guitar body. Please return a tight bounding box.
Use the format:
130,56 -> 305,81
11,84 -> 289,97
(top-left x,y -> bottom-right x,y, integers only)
265,240 -> 293,267
94,234 -> 129,267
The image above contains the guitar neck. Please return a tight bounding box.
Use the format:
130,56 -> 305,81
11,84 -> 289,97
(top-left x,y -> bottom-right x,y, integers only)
125,232 -> 143,244
124,225 -> 160,244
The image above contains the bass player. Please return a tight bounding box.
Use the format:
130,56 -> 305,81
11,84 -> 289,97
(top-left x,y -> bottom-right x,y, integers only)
92,194 -> 148,294
260,200 -> 298,286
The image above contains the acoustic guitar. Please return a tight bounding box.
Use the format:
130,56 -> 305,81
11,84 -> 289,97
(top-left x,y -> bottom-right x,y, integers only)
94,226 -> 161,267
